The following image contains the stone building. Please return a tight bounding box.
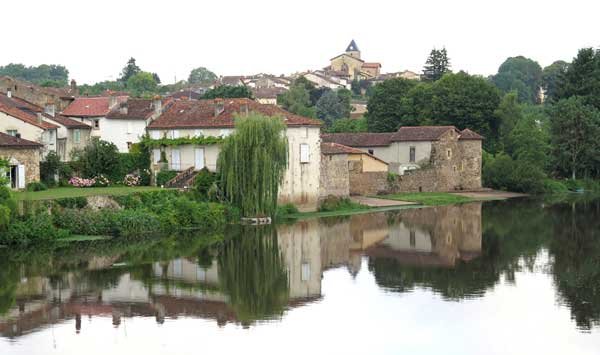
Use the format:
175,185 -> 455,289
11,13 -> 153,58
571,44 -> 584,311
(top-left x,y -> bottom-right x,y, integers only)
0,132 -> 43,188
147,98 -> 323,211
326,40 -> 381,80
322,126 -> 483,193
0,76 -> 77,111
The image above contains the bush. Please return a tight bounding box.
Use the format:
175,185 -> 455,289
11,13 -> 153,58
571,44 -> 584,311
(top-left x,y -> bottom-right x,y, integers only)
53,209 -> 161,238
1,213 -> 69,246
193,168 -> 217,200
40,151 -> 61,187
55,197 -> 88,209
542,179 -> 569,194
318,196 -> 367,212
26,182 -> 48,192
276,203 -> 299,217
483,153 -> 546,193
69,176 -> 96,188
79,138 -> 121,181
156,170 -> 178,186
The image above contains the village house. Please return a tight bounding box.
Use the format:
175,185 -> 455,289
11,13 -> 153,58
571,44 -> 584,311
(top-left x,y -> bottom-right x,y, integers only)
146,98 -> 322,210
0,76 -> 78,111
61,95 -> 164,152
0,132 -> 43,189
322,126 -> 483,193
252,87 -> 287,105
301,71 -> 350,90
0,92 -> 59,158
325,40 -> 382,80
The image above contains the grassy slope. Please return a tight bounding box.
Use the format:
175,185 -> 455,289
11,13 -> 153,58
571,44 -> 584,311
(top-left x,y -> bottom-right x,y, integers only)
376,192 -> 474,206
14,186 -> 166,201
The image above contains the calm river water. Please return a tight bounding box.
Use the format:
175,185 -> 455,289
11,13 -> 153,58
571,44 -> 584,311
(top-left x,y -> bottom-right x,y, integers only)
1,196 -> 599,355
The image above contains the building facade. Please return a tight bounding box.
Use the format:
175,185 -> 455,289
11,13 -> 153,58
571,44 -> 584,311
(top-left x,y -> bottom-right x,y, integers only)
327,40 -> 381,80
0,132 -> 43,188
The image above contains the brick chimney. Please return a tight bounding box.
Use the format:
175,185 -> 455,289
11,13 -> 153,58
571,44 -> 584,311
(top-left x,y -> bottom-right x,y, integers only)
36,112 -> 43,125
153,95 -> 162,116
70,79 -> 77,93
214,99 -> 225,117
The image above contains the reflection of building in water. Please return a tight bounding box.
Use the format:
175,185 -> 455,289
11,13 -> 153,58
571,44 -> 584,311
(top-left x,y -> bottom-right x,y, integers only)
0,204 -> 482,337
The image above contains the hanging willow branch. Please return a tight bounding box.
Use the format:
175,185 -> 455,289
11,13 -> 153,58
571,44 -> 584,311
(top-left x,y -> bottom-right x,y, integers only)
217,113 -> 288,218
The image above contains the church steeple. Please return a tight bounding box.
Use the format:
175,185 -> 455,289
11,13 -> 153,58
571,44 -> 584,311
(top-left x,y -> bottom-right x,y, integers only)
345,39 -> 361,59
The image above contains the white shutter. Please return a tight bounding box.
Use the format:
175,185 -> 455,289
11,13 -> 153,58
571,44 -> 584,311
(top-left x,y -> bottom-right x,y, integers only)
301,262 -> 310,281
153,149 -> 161,164
171,130 -> 180,139
171,149 -> 181,170
300,144 -> 310,163
195,148 -> 205,170
127,122 -> 133,134
150,130 -> 160,139
17,165 -> 25,189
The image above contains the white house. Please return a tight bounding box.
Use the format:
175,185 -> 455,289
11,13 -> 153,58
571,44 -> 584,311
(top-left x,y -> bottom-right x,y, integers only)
147,98 -> 322,210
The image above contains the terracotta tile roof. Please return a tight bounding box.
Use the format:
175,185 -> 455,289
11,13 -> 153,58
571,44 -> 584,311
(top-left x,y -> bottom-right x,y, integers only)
170,90 -> 203,100
61,96 -> 127,117
321,132 -> 394,147
0,95 -> 59,130
147,98 -> 322,129
362,62 -> 381,68
252,87 -> 287,99
106,98 -> 164,120
391,126 -> 459,141
46,115 -> 91,129
321,142 -> 367,155
459,128 -> 484,140
0,132 -> 43,148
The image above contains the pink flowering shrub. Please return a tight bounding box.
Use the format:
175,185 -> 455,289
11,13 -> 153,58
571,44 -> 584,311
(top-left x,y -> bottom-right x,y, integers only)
94,174 -> 110,187
123,174 -> 141,187
69,177 -> 96,188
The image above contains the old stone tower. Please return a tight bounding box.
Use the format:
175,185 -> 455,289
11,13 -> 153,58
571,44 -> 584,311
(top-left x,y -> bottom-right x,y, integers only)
345,40 -> 361,59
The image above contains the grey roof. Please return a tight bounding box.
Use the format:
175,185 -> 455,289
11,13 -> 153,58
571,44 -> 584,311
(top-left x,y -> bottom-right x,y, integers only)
346,39 -> 359,52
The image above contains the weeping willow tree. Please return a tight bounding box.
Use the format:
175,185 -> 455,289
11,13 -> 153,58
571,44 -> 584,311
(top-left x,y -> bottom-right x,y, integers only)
217,113 -> 288,217
218,225 -> 289,325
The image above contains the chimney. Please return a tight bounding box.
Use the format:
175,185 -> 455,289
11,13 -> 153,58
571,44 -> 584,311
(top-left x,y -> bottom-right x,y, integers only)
7,89 -> 11,98
44,103 -> 56,117
152,95 -> 162,115
108,94 -> 118,109
119,101 -> 128,115
240,102 -> 249,116
70,79 -> 77,93
37,112 -> 43,124
15,133 -> 21,140
214,99 -> 225,117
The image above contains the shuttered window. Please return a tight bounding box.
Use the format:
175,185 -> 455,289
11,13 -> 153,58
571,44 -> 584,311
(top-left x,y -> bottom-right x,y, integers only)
300,144 -> 310,163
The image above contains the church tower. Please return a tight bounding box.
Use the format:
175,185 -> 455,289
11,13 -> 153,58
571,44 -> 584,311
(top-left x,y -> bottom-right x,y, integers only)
345,39 -> 361,59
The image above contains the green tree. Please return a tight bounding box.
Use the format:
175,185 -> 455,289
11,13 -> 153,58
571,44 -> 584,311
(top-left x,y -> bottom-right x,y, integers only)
542,60 -> 569,100
492,56 -> 543,103
548,97 -> 600,179
78,80 -> 125,96
0,63 -> 69,86
422,48 -> 451,82
551,48 -> 600,110
188,67 -> 218,85
78,138 -> 122,181
202,85 -> 252,99
119,57 -> 141,83
365,78 -> 418,132
277,82 -> 315,118
126,72 -> 158,97
151,72 -> 161,84
507,110 -> 550,169
316,90 -> 344,126
494,92 -> 523,151
327,117 -> 368,133
217,114 -> 288,217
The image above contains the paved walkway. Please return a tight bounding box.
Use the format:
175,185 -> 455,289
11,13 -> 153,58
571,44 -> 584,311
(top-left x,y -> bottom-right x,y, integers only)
351,196 -> 417,207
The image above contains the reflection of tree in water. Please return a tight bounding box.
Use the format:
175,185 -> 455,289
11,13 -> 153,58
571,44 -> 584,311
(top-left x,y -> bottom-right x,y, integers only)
549,198 -> 600,331
369,199 -> 555,300
0,259 -> 19,315
218,225 -> 289,326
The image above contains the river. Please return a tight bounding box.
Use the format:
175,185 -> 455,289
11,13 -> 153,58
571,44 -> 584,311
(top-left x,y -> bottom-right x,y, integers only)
1,196 -> 599,354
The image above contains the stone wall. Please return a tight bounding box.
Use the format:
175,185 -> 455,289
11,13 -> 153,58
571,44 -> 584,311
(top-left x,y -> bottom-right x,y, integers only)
348,160 -> 388,195
0,77 -> 73,111
320,154 -> 349,198
0,148 -> 41,185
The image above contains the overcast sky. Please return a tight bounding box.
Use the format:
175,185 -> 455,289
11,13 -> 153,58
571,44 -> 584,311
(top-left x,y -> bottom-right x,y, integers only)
3,0 -> 599,84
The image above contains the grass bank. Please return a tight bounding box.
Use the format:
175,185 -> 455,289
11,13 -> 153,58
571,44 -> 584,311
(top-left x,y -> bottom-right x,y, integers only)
283,204 -> 422,220
376,192 -> 476,206
14,186 -> 167,201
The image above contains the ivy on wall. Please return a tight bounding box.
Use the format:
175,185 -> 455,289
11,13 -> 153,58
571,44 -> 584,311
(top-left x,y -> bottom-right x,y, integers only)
141,136 -> 224,148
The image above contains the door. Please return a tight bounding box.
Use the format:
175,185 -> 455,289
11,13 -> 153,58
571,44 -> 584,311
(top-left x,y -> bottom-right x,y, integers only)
17,164 -> 25,189
171,149 -> 181,170
195,148 -> 205,170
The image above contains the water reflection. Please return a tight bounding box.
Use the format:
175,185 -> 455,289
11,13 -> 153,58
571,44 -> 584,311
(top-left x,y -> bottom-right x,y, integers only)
1,196 -> 599,341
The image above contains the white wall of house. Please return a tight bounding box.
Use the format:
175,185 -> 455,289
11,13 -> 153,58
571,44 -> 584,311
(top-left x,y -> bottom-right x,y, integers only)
45,120 -> 91,161
75,116 -> 146,152
0,111 -> 57,158
354,141 -> 433,174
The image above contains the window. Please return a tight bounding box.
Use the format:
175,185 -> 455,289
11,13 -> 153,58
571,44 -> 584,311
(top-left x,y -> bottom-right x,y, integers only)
6,130 -> 17,137
447,149 -> 452,159
150,130 -> 160,139
127,142 -> 132,151
301,127 -> 308,138
93,120 -> 100,129
300,143 -> 310,163
301,262 -> 311,281
127,122 -> 133,134
368,149 -> 374,155
409,146 -> 416,162
194,129 -> 203,137
171,130 -> 180,139
153,149 -> 161,164
73,129 -> 81,144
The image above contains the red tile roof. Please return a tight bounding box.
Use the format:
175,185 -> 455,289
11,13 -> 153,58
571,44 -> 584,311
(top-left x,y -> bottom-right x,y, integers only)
147,98 -> 321,129
105,98 -> 168,120
0,103 -> 59,130
321,132 -> 394,147
61,96 -> 127,117
362,62 -> 381,68
252,87 -> 287,99
391,126 -> 459,141
46,115 -> 91,129
321,142 -> 366,155
0,132 -> 43,148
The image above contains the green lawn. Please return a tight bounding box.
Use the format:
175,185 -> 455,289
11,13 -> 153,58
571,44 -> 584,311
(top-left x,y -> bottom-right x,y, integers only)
14,186 -> 168,201
376,192 -> 475,206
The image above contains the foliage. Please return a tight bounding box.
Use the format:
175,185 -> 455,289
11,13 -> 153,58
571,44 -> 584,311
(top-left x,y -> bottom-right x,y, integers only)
26,182 -> 48,192
542,60 -> 569,100
277,79 -> 316,118
483,153 -> 546,193
156,170 -> 178,186
327,117 -> 368,133
550,48 -> 600,109
202,85 -> 252,99
193,168 -> 217,200
123,174 -> 141,187
69,176 -> 96,188
315,89 -> 351,126
494,92 -> 523,152
218,114 -> 288,217
141,135 -> 223,148
126,72 -> 158,97
365,78 -> 418,132
55,197 -> 88,209
422,48 -> 451,82
1,213 -> 70,246
119,57 -> 141,83
78,138 -> 121,181
40,151 -> 61,186
275,203 -> 299,217
378,192 -> 473,206
548,97 -> 600,179
318,196 -> 368,212
188,67 -> 218,84
78,80 -> 125,96
0,63 -> 69,86
491,56 -> 543,103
